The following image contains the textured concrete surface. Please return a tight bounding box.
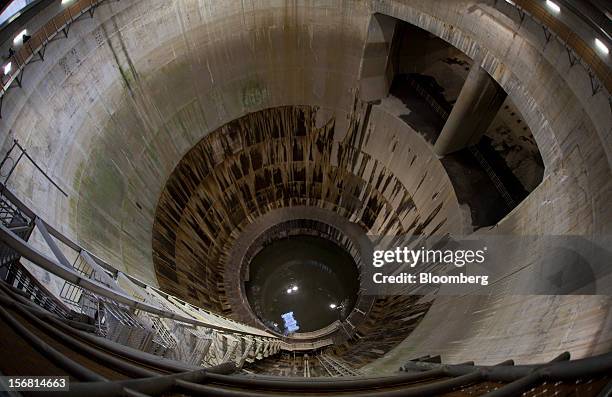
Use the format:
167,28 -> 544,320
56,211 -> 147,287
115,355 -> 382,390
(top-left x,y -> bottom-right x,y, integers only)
0,0 -> 610,369
223,207 -> 371,326
433,57 -> 507,156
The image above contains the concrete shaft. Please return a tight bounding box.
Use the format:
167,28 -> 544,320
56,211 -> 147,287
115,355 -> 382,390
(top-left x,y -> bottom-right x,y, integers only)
433,59 -> 507,156
0,0 -> 610,369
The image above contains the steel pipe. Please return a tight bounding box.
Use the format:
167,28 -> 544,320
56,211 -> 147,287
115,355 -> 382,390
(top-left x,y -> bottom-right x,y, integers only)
0,282 -> 203,373
0,289 -> 161,378
0,304 -> 105,382
49,363 -> 237,397
0,223 -> 272,337
175,372 -> 483,397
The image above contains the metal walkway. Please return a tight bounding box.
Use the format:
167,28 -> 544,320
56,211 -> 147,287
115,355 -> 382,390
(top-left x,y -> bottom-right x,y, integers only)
0,184 -> 610,395
317,353 -> 362,377
0,183 -> 281,369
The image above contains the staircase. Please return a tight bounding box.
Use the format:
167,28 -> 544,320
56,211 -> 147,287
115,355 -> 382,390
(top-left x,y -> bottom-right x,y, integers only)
0,183 -> 611,396
0,184 -> 282,371
317,353 -> 362,377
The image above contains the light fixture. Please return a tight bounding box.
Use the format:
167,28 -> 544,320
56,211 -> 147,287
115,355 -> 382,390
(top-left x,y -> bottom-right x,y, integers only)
61,0 -> 74,4
3,62 -> 12,75
292,285 -> 298,292
329,303 -> 337,309
545,0 -> 560,13
13,29 -> 27,45
595,38 -> 609,55
286,288 -> 292,294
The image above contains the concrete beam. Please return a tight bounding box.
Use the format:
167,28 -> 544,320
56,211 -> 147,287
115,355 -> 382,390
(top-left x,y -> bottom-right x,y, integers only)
433,58 -> 507,157
359,14 -> 397,102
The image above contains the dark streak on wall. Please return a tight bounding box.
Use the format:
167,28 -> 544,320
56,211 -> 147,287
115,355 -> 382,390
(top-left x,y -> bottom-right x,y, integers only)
152,105 -> 446,314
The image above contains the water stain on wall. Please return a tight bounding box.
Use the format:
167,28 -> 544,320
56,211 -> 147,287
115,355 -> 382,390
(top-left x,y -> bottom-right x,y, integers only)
152,105 -> 447,314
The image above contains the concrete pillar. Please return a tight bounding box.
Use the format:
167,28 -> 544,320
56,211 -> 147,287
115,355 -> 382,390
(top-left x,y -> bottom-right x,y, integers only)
433,59 -> 507,157
359,14 -> 397,102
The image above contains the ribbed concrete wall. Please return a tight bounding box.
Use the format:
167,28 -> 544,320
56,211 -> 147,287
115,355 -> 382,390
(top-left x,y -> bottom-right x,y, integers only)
0,0 -> 371,283
151,105 -> 462,313
0,0 -> 610,368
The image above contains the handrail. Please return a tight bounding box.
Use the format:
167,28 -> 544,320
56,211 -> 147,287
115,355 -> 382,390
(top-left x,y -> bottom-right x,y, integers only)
0,222 -> 278,338
0,181 -> 275,338
402,351 -> 612,381
1,0 -> 103,96
51,351 -> 612,396
511,0 -> 611,94
0,0 -> 609,119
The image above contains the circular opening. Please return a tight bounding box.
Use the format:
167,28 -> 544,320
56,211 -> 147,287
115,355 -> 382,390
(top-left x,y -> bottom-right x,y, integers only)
245,235 -> 359,334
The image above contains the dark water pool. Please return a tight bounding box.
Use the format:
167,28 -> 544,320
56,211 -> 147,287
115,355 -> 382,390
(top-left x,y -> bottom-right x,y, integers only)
245,235 -> 359,334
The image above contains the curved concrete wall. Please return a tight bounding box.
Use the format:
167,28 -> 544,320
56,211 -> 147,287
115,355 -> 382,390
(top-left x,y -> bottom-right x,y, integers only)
361,0 -> 612,369
0,0 -> 610,367
150,105 -> 462,314
1,0 -> 372,283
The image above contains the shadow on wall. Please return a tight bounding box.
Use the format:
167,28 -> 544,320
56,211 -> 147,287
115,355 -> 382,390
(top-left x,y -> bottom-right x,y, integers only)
151,105 -> 449,313
362,15 -> 545,230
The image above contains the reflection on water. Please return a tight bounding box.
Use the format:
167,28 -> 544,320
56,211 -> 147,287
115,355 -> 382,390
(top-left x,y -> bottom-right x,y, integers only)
245,235 -> 359,334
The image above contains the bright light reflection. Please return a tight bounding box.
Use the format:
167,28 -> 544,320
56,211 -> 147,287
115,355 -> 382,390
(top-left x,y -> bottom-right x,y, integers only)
13,29 -> 26,45
545,0 -> 560,13
595,38 -> 609,55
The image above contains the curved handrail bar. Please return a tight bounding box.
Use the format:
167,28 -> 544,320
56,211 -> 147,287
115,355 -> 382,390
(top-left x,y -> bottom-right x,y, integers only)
196,351 -> 610,390
0,182 -> 276,339
0,0 -> 610,113
0,222 -> 276,338
44,351 -> 612,396
1,0 -> 103,95
512,0 -> 611,94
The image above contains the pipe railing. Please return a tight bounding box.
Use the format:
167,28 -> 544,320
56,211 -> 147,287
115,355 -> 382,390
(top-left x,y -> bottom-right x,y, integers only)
0,0 -> 609,119
0,181 -> 275,335
42,350 -> 612,396
0,221 -> 280,338
1,0 -> 103,94
0,181 -> 336,354
507,0 -> 611,94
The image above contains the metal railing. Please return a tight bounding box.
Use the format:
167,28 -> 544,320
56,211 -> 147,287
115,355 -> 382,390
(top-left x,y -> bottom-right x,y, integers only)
56,350 -> 611,396
5,270 -> 606,394
0,0 -> 105,117
1,0 -> 101,90
0,0 -> 609,120
506,0 -> 611,96
0,182 -> 285,369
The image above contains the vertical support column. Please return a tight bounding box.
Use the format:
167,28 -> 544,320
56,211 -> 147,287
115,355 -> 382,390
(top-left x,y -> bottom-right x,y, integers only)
433,58 -> 507,157
359,14 -> 397,102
